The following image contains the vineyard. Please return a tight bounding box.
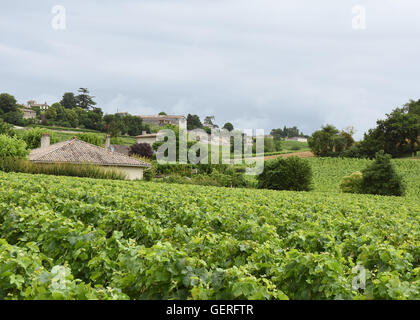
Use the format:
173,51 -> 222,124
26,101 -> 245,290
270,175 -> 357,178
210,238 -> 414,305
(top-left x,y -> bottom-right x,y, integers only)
308,157 -> 420,198
1,158 -> 419,300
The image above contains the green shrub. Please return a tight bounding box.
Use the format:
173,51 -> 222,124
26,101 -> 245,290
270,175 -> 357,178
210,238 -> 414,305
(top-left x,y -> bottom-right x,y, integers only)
22,128 -> 57,149
0,157 -> 126,180
129,143 -> 154,158
76,133 -> 104,146
0,119 -> 15,136
339,171 -> 363,193
360,151 -> 405,196
0,134 -> 29,159
257,156 -> 313,191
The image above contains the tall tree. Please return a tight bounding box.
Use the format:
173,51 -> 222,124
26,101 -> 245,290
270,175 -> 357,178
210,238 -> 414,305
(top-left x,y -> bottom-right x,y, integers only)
60,92 -> 77,109
0,93 -> 23,125
187,114 -> 202,130
308,124 -> 352,156
222,122 -> 234,132
0,93 -> 18,115
359,106 -> 420,157
203,116 -> 216,128
76,88 -> 96,110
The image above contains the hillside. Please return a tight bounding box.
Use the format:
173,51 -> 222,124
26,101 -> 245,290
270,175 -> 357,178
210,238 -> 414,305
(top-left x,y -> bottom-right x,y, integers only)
0,165 -> 419,299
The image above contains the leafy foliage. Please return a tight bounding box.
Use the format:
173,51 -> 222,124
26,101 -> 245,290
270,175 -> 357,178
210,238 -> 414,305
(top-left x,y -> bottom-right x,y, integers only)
0,118 -> 15,136
358,107 -> 420,158
222,122 -> 234,132
0,135 -> 28,159
271,126 -> 304,140
0,171 -> 418,300
308,125 -> 354,157
257,156 -> 313,191
339,171 -> 363,194
75,133 -> 104,147
186,114 -> 202,130
21,128 -> 57,149
0,158 -> 126,180
129,143 -> 154,158
360,151 -> 405,196
0,93 -> 24,126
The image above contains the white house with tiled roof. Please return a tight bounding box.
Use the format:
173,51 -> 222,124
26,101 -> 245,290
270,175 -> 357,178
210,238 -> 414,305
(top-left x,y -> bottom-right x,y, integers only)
29,134 -> 151,180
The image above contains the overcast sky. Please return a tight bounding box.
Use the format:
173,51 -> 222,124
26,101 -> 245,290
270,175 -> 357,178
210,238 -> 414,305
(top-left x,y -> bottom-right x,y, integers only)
1,0 -> 420,139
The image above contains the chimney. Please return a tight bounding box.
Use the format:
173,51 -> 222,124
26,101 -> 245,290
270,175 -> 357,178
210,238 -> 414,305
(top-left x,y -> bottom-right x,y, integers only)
105,135 -> 111,150
41,133 -> 50,149
142,131 -> 147,135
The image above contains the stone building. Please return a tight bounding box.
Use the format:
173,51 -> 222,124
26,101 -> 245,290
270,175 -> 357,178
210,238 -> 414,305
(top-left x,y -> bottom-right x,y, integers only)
21,107 -> 37,119
138,115 -> 186,127
27,100 -> 49,111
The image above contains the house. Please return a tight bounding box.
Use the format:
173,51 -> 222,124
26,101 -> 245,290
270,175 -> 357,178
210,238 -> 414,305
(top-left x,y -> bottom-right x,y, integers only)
138,114 -> 186,127
21,106 -> 37,119
285,137 -> 308,143
27,100 -> 49,111
135,131 -> 158,146
29,134 -> 151,180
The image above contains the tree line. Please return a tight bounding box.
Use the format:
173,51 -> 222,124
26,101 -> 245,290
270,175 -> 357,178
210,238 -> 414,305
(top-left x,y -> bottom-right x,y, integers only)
0,89 -> 148,137
308,99 -> 420,158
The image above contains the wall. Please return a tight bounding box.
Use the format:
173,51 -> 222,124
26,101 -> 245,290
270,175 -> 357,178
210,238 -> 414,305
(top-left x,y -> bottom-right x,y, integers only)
103,166 -> 144,180
135,136 -> 157,146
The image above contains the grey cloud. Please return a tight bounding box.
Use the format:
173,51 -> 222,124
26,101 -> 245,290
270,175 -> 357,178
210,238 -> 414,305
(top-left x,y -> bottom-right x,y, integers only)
1,0 -> 420,139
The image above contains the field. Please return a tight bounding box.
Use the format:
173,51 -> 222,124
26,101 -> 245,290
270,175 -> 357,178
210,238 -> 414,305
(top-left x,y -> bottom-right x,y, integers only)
15,127 -> 137,146
281,140 -> 310,152
0,157 -> 419,300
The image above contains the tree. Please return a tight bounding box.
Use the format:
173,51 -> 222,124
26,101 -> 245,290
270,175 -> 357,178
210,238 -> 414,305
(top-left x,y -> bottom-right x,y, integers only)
123,115 -> 143,136
360,151 -> 405,196
359,107 -> 420,158
204,116 -> 216,128
308,124 -> 354,157
60,92 -> 77,109
0,134 -> 28,159
405,99 -> 420,116
222,122 -> 234,132
45,106 -> 58,121
271,126 -> 304,140
257,157 -> 313,191
187,114 -> 202,130
0,118 -> 15,136
270,128 -> 284,140
129,143 -> 154,158
2,110 -> 24,126
158,112 -> 167,115
76,88 -> 96,110
0,93 -> 18,114
308,124 -> 339,156
0,93 -> 23,125
22,128 -> 57,149
65,109 -> 79,127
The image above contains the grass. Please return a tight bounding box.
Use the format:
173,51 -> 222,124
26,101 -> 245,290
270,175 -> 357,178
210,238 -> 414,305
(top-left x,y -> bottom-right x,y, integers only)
0,157 -> 127,180
280,140 -> 310,152
26,124 -> 101,133
15,127 -> 137,147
